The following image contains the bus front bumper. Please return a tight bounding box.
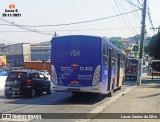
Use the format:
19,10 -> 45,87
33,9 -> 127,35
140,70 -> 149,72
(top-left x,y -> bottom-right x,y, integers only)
52,83 -> 104,94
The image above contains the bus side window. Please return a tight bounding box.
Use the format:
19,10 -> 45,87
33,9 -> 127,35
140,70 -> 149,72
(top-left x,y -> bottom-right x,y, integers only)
112,61 -> 116,66
120,54 -> 125,68
103,44 -> 108,67
111,49 -> 117,66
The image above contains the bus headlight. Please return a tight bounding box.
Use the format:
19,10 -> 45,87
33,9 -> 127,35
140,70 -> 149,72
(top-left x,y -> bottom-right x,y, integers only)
92,65 -> 100,85
51,65 -> 58,84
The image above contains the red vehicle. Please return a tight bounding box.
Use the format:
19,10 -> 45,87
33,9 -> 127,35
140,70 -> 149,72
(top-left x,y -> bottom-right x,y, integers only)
125,58 -> 138,80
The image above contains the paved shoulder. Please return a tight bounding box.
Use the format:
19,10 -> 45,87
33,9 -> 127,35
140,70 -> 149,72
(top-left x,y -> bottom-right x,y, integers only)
90,80 -> 160,122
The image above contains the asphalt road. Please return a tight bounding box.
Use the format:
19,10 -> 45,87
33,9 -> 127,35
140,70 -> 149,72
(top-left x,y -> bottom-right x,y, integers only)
0,82 -> 136,122
0,66 -> 151,122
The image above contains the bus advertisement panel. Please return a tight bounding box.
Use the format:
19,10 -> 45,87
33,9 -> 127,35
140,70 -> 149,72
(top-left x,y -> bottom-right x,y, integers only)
51,35 -> 125,96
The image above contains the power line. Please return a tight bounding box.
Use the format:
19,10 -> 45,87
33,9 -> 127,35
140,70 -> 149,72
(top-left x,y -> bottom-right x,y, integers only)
127,0 -> 142,35
130,0 -> 141,23
113,0 -> 137,35
109,0 -> 127,30
137,0 -> 142,6
0,27 -> 141,32
147,7 -> 155,31
0,9 -> 140,28
0,28 -> 29,42
116,0 -> 139,34
123,0 -> 142,9
0,17 -> 54,36
0,38 -> 17,44
146,1 -> 156,34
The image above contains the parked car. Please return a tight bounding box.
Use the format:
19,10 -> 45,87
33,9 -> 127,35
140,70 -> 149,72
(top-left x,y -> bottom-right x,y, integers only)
147,60 -> 160,76
125,58 -> 138,80
4,70 -> 51,98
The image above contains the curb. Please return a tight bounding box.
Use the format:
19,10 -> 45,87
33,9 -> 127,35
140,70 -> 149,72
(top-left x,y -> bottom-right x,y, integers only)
76,85 -> 136,122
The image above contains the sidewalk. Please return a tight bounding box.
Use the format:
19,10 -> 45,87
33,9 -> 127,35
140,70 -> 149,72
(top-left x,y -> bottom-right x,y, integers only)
90,78 -> 160,122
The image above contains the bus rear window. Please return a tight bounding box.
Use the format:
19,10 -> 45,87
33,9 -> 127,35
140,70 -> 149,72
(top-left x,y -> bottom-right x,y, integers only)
52,39 -> 100,60
128,59 -> 138,65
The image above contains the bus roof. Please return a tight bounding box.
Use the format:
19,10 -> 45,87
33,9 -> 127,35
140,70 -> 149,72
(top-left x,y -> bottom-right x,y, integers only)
51,35 -> 124,54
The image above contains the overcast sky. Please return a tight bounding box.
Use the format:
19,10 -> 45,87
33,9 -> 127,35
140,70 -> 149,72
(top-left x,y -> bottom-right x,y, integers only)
0,0 -> 159,44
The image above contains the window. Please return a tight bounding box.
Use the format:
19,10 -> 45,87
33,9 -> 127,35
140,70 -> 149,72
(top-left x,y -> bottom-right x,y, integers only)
31,49 -> 37,52
32,73 -> 40,79
7,72 -> 28,82
103,44 -> 108,67
120,54 -> 125,68
112,49 -> 117,67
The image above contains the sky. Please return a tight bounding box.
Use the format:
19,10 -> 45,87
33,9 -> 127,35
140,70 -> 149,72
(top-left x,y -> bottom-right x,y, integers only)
0,0 -> 159,44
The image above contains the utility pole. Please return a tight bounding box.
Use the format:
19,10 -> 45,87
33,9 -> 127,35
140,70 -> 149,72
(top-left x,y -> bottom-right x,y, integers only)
137,0 -> 147,85
54,32 -> 57,37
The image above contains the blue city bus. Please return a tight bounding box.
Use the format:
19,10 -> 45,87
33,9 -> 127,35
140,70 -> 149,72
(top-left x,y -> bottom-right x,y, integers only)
51,35 -> 125,96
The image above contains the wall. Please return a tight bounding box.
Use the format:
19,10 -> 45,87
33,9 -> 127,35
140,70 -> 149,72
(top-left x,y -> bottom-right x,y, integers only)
24,61 -> 51,74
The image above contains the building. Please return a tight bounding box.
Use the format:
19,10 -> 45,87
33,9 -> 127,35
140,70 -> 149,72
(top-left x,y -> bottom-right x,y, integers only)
0,43 -> 31,67
30,43 -> 51,61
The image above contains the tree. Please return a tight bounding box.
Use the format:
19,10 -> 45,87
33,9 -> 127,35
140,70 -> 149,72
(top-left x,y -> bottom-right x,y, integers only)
109,38 -> 125,49
129,35 -> 141,44
145,33 -> 160,59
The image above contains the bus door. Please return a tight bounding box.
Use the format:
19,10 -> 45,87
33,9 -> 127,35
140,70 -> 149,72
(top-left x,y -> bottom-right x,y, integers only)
107,48 -> 112,91
116,53 -> 120,87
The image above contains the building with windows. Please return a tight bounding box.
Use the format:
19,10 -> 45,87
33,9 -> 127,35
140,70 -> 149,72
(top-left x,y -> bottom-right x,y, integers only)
0,42 -> 51,67
0,43 -> 31,67
30,44 -> 51,61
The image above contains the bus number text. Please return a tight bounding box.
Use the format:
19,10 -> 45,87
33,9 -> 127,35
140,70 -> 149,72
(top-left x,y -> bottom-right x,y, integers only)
80,67 -> 93,71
